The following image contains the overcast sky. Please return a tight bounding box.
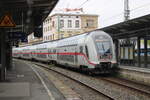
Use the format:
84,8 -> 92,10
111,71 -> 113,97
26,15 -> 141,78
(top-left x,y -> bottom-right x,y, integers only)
51,0 -> 150,28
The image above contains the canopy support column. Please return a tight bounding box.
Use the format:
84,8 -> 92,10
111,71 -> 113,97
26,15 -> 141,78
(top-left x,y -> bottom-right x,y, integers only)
0,29 -> 6,81
144,37 -> 148,67
137,37 -> 141,67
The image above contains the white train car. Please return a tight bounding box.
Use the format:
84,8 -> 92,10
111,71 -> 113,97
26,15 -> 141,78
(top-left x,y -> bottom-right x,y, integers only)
30,45 -> 36,60
46,41 -> 57,63
34,43 -> 48,62
33,41 -> 57,63
56,30 -> 117,73
21,46 -> 32,59
13,30 -> 118,73
12,47 -> 20,58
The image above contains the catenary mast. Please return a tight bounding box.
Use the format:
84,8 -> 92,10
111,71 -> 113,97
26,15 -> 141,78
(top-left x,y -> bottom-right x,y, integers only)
124,0 -> 130,21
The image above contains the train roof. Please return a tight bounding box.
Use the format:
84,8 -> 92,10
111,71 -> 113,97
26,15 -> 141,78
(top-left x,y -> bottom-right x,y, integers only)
33,30 -> 104,44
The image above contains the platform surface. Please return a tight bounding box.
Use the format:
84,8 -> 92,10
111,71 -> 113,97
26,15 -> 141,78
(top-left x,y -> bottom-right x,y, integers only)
0,59 -> 65,100
120,65 -> 150,73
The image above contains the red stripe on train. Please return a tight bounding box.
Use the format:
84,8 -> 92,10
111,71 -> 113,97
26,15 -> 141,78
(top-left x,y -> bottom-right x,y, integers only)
13,52 -> 96,66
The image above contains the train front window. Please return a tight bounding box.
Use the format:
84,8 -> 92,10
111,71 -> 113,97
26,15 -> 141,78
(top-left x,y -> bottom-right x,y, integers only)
96,41 -> 111,53
95,40 -> 112,59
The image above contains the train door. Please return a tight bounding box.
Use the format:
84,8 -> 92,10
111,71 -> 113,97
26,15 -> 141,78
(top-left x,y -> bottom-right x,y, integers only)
48,48 -> 52,60
75,46 -> 78,66
78,45 -> 84,65
85,45 -> 89,60
78,44 -> 89,66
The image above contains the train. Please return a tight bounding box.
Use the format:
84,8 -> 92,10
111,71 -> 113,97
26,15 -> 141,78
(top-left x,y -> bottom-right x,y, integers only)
12,30 -> 118,74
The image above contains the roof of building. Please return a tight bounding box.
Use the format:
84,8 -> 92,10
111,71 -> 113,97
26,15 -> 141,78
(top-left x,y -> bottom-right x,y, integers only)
44,13 -> 98,20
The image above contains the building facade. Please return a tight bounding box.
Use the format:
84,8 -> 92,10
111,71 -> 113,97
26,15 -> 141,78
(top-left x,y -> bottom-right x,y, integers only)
43,13 -> 98,41
27,32 -> 43,44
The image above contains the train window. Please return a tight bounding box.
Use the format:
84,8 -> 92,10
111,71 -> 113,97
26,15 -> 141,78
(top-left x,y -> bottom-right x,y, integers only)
53,49 -> 56,53
48,49 -> 51,53
96,41 -> 111,54
85,45 -> 89,58
80,46 -> 83,53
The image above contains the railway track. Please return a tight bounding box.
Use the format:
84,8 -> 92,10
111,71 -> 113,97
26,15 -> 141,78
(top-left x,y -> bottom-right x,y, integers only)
101,77 -> 150,97
33,62 -> 114,100
24,60 -> 150,100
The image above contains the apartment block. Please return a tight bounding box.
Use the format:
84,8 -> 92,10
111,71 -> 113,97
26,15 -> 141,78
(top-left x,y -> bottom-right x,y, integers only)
43,13 -> 98,41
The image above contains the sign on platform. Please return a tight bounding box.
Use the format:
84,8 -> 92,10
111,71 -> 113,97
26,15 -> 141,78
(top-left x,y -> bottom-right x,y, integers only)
0,14 -> 16,27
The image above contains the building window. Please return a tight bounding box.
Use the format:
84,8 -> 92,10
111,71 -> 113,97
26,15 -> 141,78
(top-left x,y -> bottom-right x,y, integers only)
52,21 -> 55,27
68,34 -> 72,37
60,20 -> 64,28
86,19 -> 94,27
68,20 -> 72,28
60,34 -> 64,39
76,16 -> 79,18
75,20 -> 79,28
47,27 -> 49,31
53,34 -> 54,40
48,26 -> 50,31
48,19 -> 50,23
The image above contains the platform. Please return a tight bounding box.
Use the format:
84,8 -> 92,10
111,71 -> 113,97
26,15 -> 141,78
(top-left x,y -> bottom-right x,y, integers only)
119,65 -> 150,86
0,59 -> 66,100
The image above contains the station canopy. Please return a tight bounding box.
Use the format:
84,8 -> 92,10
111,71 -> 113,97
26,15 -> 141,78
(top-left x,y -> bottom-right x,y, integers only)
100,14 -> 150,39
0,0 -> 58,34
